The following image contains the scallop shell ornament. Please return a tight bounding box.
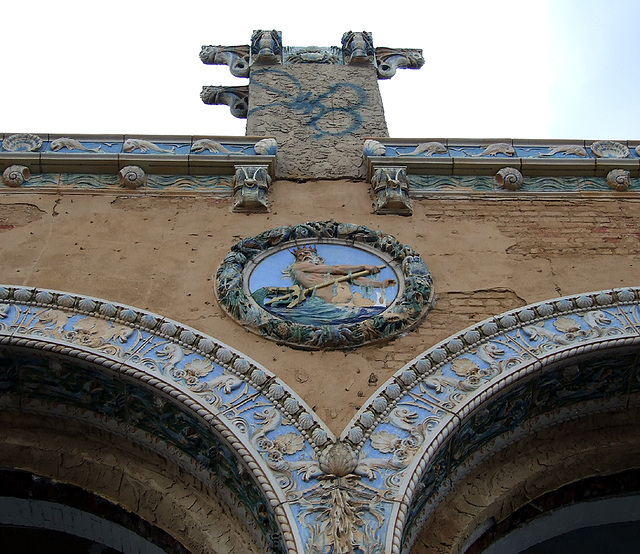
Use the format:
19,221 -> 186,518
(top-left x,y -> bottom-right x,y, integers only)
2,133 -> 43,152
363,139 -> 386,157
590,140 -> 629,158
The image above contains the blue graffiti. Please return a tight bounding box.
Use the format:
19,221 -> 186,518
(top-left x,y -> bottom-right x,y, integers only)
249,69 -> 367,138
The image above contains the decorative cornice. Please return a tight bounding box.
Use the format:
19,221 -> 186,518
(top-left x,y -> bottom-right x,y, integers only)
201,31 -> 424,77
0,134 -> 276,186
365,138 -> 640,195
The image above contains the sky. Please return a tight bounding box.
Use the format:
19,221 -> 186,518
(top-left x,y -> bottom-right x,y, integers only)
3,0 -> 640,141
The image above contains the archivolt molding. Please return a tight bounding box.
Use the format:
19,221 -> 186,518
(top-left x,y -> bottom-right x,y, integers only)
341,286 -> 640,552
0,284 -> 335,553
2,284 -> 640,553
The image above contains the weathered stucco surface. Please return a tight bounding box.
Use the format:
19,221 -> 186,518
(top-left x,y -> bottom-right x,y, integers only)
412,409 -> 640,553
247,65 -> 388,179
0,411 -> 261,553
1,184 -> 638,435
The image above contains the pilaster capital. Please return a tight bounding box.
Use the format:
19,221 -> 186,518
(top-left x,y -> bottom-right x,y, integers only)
232,165 -> 272,212
371,166 -> 412,215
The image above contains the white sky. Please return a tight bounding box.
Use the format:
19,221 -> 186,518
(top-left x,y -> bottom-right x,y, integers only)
3,0 -> 640,141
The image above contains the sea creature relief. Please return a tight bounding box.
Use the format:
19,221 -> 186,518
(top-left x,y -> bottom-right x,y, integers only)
403,141 -> 447,156
471,143 -> 515,157
191,139 -> 232,153
50,138 -> 101,152
540,144 -> 587,157
123,139 -> 175,153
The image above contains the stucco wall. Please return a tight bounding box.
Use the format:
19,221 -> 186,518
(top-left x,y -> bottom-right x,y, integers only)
247,65 -> 388,179
411,408 -> 640,553
0,411 -> 262,553
1,182 -> 638,434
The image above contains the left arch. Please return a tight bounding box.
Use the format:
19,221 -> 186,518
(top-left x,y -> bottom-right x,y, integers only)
0,284 -> 335,553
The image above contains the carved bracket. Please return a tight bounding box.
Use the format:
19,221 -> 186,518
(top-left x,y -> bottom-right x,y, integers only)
200,86 -> 249,118
375,47 -> 425,79
341,31 -> 375,65
199,45 -> 251,78
232,165 -> 271,213
371,166 -> 412,215
251,30 -> 282,64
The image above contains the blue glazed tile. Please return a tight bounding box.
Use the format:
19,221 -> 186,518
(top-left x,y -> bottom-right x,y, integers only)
514,146 -> 549,158
408,175 -> 495,192
449,146 -> 515,158
504,309 -> 627,359
531,351 -> 635,415
449,380 -> 533,466
147,175 -> 232,192
43,140 -> 116,154
515,146 -> 591,158
403,442 -> 450,531
578,177 -> 609,191
191,143 -> 254,155
522,177 -> 580,192
0,302 -> 20,330
60,174 -> 119,189
621,303 -> 640,330
21,174 -> 61,189
384,145 -> 450,158
361,399 -> 451,490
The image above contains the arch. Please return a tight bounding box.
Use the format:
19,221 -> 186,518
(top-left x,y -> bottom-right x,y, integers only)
0,284 -> 335,553
2,284 -> 640,553
341,287 -> 640,552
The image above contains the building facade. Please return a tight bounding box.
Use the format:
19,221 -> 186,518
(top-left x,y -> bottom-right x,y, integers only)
1,30 -> 640,553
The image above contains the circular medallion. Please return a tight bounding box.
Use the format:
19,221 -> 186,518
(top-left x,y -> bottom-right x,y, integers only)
215,221 -> 434,350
